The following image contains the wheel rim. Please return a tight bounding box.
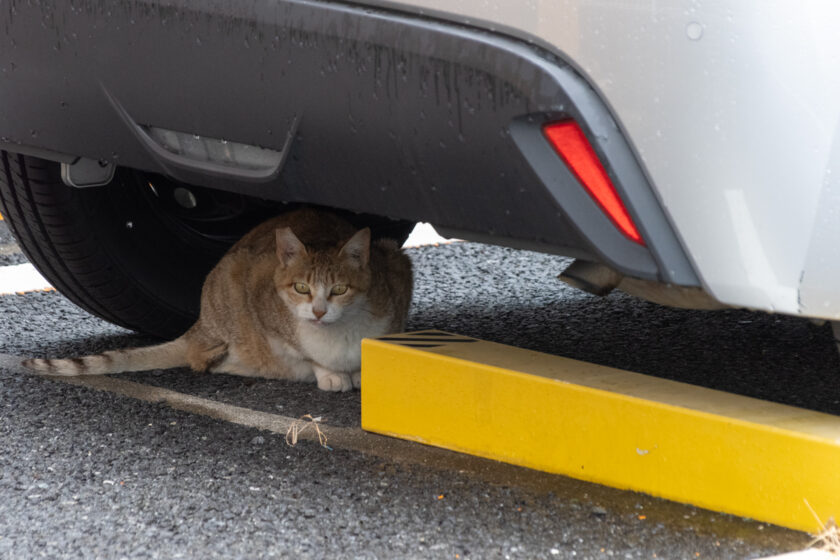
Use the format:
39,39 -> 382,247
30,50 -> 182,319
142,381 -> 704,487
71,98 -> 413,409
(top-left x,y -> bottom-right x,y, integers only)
130,171 -> 285,249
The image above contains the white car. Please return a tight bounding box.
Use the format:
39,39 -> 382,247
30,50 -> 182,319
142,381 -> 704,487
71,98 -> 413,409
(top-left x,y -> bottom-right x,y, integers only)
0,1 -> 837,337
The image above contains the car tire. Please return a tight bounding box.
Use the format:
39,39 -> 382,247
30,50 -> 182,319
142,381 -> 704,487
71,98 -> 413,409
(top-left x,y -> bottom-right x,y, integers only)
0,152 -> 235,338
0,152 -> 416,339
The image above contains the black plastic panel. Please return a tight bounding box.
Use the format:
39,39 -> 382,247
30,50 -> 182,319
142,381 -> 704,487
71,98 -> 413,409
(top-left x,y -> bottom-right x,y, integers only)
0,0 -> 697,284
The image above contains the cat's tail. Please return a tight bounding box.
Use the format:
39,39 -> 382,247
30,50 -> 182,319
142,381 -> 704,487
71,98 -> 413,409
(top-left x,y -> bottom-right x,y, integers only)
22,338 -> 190,376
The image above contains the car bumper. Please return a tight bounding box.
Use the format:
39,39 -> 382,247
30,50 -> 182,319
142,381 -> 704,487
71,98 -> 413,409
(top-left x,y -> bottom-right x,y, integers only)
0,0 -> 699,287
379,0 -> 840,319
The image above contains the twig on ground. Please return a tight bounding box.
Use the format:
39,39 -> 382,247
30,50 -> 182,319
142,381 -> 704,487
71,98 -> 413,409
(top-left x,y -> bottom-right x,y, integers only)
285,414 -> 331,450
805,500 -> 840,556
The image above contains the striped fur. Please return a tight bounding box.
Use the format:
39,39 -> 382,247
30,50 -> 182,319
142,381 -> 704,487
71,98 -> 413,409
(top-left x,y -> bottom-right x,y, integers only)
23,339 -> 189,376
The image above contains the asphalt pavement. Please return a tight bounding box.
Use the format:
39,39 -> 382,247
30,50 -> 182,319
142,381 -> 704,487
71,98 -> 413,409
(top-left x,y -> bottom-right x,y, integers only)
0,220 -> 828,559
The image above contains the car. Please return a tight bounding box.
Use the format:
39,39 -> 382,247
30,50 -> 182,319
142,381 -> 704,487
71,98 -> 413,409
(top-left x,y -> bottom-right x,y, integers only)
1,1 -> 838,339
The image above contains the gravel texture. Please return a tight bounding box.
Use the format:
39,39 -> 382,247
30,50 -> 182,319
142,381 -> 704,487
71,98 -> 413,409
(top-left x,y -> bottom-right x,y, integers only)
0,233 -> 817,558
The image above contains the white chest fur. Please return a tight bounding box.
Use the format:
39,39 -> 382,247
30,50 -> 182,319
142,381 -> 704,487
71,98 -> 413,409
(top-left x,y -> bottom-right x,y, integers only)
296,307 -> 392,373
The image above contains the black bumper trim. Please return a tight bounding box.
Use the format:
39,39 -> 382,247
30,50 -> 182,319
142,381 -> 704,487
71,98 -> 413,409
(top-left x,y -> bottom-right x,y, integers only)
0,0 -> 697,285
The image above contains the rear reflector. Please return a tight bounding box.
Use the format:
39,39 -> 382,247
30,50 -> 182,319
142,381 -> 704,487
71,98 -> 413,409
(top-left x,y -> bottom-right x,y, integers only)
543,121 -> 644,245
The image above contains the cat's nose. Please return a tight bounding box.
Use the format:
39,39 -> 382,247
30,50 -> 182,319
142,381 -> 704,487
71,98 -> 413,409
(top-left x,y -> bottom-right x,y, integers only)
313,308 -> 327,319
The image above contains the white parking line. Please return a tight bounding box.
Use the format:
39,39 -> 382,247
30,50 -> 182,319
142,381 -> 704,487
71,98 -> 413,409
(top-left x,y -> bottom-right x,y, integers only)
402,222 -> 454,248
0,262 -> 52,295
0,352 -> 477,471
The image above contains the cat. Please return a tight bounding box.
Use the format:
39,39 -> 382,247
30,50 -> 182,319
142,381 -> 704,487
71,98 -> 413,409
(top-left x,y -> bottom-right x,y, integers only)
22,208 -> 413,391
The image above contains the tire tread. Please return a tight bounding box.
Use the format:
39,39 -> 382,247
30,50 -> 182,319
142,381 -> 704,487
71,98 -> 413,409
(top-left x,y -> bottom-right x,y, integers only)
0,152 -> 196,337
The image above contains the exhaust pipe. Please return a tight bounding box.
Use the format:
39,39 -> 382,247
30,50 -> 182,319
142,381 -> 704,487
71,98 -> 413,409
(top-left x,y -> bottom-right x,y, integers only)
559,260 -> 727,310
557,260 -> 623,297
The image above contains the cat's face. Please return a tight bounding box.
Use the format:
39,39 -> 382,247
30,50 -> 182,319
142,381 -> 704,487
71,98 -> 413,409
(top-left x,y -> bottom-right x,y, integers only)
274,227 -> 372,325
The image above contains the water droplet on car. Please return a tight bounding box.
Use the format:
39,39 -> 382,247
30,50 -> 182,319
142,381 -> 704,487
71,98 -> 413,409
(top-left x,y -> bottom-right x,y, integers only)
686,21 -> 703,41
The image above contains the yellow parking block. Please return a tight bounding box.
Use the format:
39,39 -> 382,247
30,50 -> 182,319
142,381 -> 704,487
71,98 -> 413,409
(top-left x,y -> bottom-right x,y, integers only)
361,330 -> 840,532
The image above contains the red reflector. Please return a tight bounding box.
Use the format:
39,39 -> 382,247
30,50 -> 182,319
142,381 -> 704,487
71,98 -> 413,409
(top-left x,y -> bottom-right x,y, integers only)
542,121 -> 644,245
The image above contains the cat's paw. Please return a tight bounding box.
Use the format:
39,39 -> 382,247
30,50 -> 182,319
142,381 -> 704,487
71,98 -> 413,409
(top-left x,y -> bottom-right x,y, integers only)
351,371 -> 361,389
314,368 -> 353,392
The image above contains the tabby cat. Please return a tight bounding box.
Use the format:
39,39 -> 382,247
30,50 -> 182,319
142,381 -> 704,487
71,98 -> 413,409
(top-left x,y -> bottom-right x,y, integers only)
23,208 -> 413,391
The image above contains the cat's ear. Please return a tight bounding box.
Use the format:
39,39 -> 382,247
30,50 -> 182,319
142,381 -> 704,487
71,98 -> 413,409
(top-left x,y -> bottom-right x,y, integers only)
339,228 -> 371,269
275,227 -> 307,267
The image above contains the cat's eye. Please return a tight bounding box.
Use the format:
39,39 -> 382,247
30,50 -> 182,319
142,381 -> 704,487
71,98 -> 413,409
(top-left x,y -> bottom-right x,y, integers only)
293,282 -> 310,294
330,284 -> 348,296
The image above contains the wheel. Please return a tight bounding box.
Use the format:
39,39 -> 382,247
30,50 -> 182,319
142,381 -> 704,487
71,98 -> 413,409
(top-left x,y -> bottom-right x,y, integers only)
0,153 -> 280,338
0,152 -> 415,339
